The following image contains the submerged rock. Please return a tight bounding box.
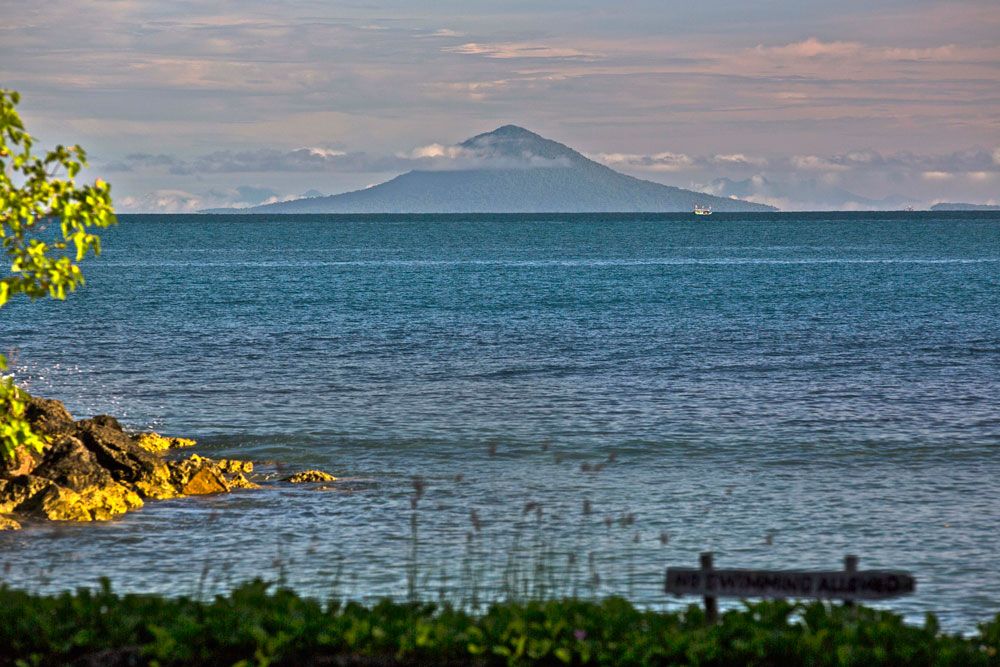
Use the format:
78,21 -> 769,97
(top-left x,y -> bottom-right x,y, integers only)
284,470 -> 337,483
0,396 -> 262,526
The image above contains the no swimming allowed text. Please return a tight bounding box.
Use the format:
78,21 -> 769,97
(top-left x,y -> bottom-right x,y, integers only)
665,553 -> 915,621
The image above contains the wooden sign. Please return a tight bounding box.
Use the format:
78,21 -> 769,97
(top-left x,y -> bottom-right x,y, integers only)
665,553 -> 915,622
666,566 -> 915,600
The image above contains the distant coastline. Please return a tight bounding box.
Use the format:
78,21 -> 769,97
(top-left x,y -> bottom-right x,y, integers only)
930,202 -> 1000,211
145,209 -> 1000,218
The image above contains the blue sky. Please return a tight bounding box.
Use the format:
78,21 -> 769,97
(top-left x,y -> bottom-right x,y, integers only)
1,0 -> 998,210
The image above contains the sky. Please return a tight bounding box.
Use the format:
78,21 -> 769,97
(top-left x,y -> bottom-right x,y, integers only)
1,0 -> 998,211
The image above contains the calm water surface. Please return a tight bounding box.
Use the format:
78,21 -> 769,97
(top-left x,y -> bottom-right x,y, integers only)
1,213 -> 998,628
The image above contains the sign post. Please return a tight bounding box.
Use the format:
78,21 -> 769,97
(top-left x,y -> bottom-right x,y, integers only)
700,552 -> 718,623
665,553 -> 915,622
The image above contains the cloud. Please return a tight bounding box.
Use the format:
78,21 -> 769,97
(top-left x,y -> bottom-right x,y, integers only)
753,37 -> 960,62
697,175 -> 908,212
444,42 -> 601,60
117,189 -> 205,213
399,136 -> 575,170
595,152 -> 694,172
592,144 -> 1000,190
791,155 -> 851,172
609,143 -> 1000,210
105,134 -> 579,178
755,38 -> 863,59
712,153 -> 767,167
190,148 -> 354,173
793,148 -> 998,174
104,148 -> 401,175
404,143 -> 467,160
229,185 -> 282,204
116,185 -> 318,213
104,153 -> 179,172
427,72 -> 573,102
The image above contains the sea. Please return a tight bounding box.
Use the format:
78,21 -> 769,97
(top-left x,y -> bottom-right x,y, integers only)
1,212 -> 998,629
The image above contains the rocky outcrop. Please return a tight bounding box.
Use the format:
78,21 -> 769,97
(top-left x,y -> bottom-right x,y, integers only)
0,396 -> 260,528
168,454 -> 259,494
134,432 -> 196,453
284,469 -> 337,483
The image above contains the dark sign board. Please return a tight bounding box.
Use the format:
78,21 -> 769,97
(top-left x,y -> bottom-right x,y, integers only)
665,567 -> 916,600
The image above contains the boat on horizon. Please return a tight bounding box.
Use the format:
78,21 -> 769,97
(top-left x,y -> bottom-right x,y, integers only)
694,205 -> 713,216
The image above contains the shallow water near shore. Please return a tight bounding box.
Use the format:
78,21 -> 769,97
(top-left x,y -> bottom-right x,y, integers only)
2,212 -> 999,629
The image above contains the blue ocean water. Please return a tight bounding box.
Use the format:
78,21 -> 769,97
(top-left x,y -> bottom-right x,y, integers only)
1,212 -> 999,628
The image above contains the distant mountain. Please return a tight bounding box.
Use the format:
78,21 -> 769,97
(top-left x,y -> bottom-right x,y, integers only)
930,202 -> 1000,211
706,176 -> 914,211
208,126 -> 775,213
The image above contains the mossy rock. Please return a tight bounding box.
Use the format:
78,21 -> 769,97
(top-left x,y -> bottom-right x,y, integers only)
216,458 -> 253,474
134,432 -> 197,453
224,472 -> 260,490
284,470 -> 337,483
3,395 -> 265,526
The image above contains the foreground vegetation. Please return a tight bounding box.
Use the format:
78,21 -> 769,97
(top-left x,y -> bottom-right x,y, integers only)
1,580 -> 997,666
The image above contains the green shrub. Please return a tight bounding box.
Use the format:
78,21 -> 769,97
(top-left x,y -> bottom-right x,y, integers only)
0,580 -> 997,666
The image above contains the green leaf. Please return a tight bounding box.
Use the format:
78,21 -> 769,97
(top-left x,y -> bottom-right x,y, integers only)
0,88 -> 116,460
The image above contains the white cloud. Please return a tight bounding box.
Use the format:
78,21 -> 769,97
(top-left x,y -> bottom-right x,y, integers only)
753,38 -> 959,62
106,147 -> 396,174
444,42 -> 600,59
712,153 -> 767,167
301,148 -> 347,159
922,171 -> 954,180
118,189 -> 204,213
755,38 -> 862,59
791,155 -> 850,172
843,150 -> 879,164
404,143 -> 467,159
595,152 -> 694,172
116,185 -> 307,212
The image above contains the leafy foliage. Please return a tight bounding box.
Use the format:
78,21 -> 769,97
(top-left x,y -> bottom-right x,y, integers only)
0,580 -> 997,666
0,89 -> 115,460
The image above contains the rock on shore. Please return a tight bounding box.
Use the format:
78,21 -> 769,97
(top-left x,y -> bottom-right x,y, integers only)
0,396 -> 259,530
